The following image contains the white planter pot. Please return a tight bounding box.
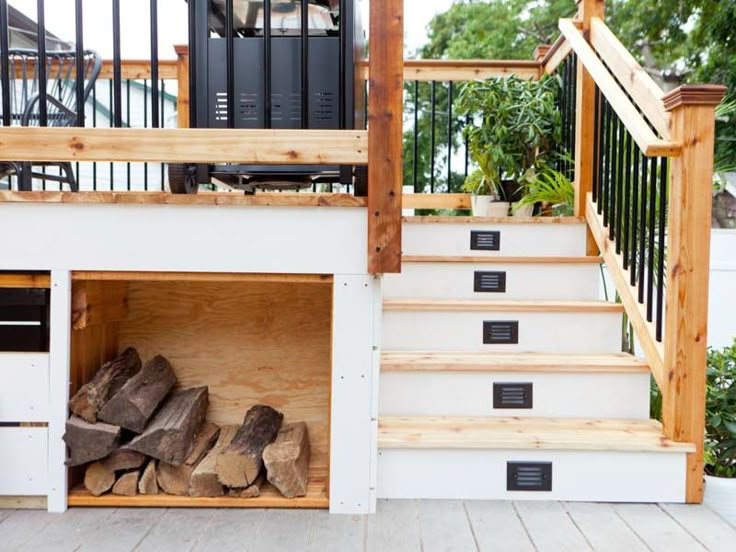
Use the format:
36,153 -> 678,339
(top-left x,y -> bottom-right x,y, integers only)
704,475 -> 736,525
471,196 -> 509,217
512,203 -> 535,217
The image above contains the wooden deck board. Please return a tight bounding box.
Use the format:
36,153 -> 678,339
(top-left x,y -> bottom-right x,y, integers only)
613,504 -> 708,551
513,501 -> 593,551
383,299 -> 624,313
563,502 -> 650,552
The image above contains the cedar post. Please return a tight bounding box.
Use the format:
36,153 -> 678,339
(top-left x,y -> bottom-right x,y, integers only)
368,0 -> 404,274
174,45 -> 190,129
573,0 -> 605,255
661,84 -> 727,503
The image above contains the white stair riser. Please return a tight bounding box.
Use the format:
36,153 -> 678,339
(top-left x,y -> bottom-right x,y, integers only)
377,449 -> 686,502
383,263 -> 601,300
382,311 -> 622,353
403,223 -> 587,257
379,371 -> 651,419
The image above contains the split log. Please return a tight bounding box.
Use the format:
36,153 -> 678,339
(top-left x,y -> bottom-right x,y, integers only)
84,462 -> 115,497
112,470 -> 140,496
100,448 -> 147,472
216,405 -> 283,488
263,422 -> 311,498
228,472 -> 266,498
63,415 -> 121,466
190,425 -> 239,498
98,355 -> 176,433
68,348 -> 142,423
128,386 -> 208,465
157,422 -> 220,496
138,459 -> 159,495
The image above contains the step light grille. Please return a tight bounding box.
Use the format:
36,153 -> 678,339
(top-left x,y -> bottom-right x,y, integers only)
470,231 -> 501,251
493,383 -> 533,409
483,321 -> 519,344
474,271 -> 507,293
507,462 -> 552,492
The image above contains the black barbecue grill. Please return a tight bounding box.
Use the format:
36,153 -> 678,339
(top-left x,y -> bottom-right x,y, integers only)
171,0 -> 366,194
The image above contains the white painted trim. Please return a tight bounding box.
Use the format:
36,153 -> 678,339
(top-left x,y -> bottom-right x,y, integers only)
330,275 -> 379,514
0,204 -> 368,275
0,353 -> 49,422
0,427 -> 48,496
377,449 -> 687,503
47,270 -> 71,513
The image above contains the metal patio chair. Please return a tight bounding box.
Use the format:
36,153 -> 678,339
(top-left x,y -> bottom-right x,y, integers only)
0,49 -> 102,191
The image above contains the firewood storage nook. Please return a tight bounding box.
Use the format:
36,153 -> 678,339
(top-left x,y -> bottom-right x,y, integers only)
0,193 -> 379,515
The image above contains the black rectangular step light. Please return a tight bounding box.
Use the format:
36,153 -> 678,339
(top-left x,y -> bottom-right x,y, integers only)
493,382 -> 533,409
474,271 -> 507,293
483,321 -> 519,344
470,230 -> 501,251
507,462 -> 552,492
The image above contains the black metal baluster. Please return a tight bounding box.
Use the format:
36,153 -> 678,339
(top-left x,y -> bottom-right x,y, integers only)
263,0 -> 272,129
150,0 -> 160,128
430,80 -> 436,193
598,98 -> 609,216
608,113 -> 618,238
614,116 -> 625,253
143,79 -> 148,190
187,0 -> 196,128
338,0 -> 346,128
630,147 -> 641,286
74,0 -> 84,126
161,79 -> 166,189
109,82 -> 114,188
226,0 -> 235,129
413,80 -> 419,192
447,81 -> 453,193
92,83 -> 97,190
36,0 -> 48,127
622,128 -> 632,268
301,0 -> 309,129
646,156 -> 657,321
126,79 -> 131,191
638,154 -> 648,302
592,85 -> 600,203
0,0 -> 10,126
656,157 -> 668,341
112,0 -> 122,128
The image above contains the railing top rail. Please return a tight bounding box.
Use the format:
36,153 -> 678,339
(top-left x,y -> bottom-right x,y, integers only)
559,18 -> 681,157
8,58 -> 179,81
589,18 -> 671,138
541,33 -> 572,75
358,59 -> 542,81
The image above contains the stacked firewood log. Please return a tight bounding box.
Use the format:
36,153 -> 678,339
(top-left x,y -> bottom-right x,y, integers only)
64,348 -> 310,499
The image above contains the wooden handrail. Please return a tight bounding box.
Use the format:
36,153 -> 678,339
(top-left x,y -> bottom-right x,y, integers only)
357,59 -> 541,82
559,19 -> 681,157
0,127 -> 368,165
98,59 -> 178,81
541,35 -> 572,75
589,18 -> 671,139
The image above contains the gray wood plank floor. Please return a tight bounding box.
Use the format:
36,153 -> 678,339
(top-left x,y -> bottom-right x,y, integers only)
1,501 -> 734,552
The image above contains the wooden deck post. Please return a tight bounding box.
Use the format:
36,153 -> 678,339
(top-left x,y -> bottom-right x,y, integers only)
661,85 -> 726,504
174,45 -> 190,129
368,0 -> 404,274
574,0 -> 605,255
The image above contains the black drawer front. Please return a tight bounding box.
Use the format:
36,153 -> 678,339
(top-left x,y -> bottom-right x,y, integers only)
0,288 -> 50,352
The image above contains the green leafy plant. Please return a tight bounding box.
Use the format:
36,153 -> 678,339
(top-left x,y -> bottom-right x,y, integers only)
513,167 -> 574,216
456,74 -> 562,197
705,338 -> 736,478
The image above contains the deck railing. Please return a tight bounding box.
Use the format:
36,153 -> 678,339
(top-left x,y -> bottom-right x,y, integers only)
543,0 -> 726,503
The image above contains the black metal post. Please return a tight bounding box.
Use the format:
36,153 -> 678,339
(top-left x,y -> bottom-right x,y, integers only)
646,156 -> 657,321
637,155 -> 648,303
0,0 -> 9,126
74,0 -> 85,127
430,80 -> 437,193
150,0 -> 160,128
36,0 -> 48,127
413,80 -> 419,192
112,0 -> 122,128
656,157 -> 668,341
187,0 -> 197,128
630,147 -> 640,286
622,129 -> 632,267
447,81 -> 454,193
338,0 -> 346,129
263,0 -> 272,129
301,0 -> 309,129
226,0 -> 235,129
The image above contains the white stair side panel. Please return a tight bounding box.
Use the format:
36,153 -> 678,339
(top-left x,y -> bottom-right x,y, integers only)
0,427 -> 48,496
379,371 -> 651,419
383,263 -> 601,300
0,353 -> 49,422
382,311 -> 622,354
403,223 -> 587,257
377,449 -> 686,503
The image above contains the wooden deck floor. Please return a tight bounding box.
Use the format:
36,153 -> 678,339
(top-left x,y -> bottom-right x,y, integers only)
1,500 -> 734,551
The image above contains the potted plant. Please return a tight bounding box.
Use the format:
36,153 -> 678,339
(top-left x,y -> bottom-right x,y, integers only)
513,167 -> 575,217
457,75 -> 561,217
703,338 -> 736,524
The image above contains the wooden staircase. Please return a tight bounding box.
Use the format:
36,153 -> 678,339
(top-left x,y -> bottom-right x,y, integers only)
377,217 -> 694,502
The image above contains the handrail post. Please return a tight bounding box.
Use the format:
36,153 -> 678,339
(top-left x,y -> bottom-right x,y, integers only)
573,0 -> 605,255
661,84 -> 726,503
368,0 -> 404,274
174,45 -> 190,129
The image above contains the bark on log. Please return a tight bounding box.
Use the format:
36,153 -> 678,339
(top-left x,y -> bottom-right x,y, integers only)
138,459 -> 159,495
100,448 -> 147,472
84,462 -> 115,497
190,425 -> 239,498
216,405 -> 283,488
112,470 -> 140,496
263,422 -> 310,498
63,415 -> 121,466
228,472 -> 266,498
157,422 -> 219,496
98,355 -> 176,433
127,386 -> 208,465
68,348 -> 142,423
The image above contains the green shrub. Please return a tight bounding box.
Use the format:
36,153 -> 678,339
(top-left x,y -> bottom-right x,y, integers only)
705,338 -> 736,478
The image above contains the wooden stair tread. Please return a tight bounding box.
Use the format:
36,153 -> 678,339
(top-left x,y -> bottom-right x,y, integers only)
403,216 -> 585,224
383,299 -> 624,313
402,256 -> 603,264
378,416 -> 695,453
381,352 -> 650,373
